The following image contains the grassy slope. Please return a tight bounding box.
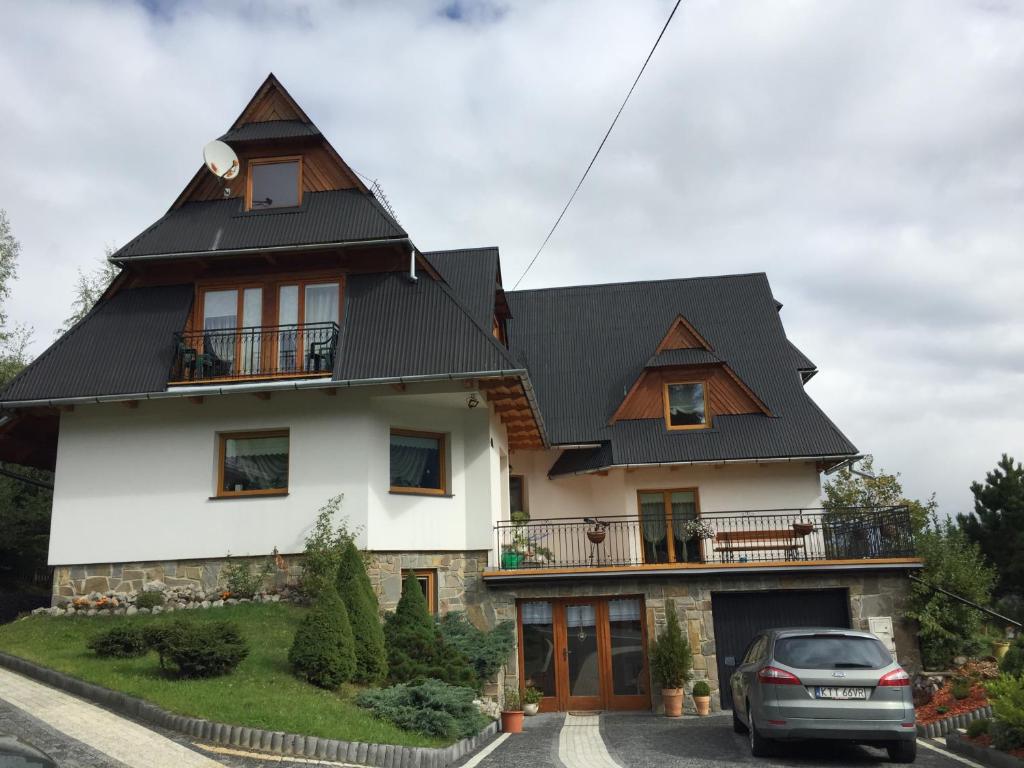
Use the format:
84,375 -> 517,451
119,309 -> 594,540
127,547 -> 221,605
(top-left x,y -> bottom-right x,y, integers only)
0,603 -> 445,748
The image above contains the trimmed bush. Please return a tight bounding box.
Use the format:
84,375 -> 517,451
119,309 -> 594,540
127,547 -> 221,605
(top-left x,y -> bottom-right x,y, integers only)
1001,637 -> 1024,677
650,602 -> 693,690
87,625 -> 148,658
142,623 -> 176,670
438,612 -> 514,689
384,572 -> 475,687
988,675 -> 1024,750
966,718 -> 990,738
356,679 -> 489,740
289,584 -> 357,688
161,620 -> 249,678
135,591 -> 164,610
692,680 -> 711,697
336,539 -> 387,684
951,678 -> 972,701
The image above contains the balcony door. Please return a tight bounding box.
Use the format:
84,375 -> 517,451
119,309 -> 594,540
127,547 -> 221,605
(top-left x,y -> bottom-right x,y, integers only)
519,596 -> 649,712
277,281 -> 339,373
201,287 -> 262,376
638,488 -> 702,564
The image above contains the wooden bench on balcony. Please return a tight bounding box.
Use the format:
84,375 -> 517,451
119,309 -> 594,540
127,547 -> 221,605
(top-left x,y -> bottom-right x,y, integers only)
715,523 -> 815,561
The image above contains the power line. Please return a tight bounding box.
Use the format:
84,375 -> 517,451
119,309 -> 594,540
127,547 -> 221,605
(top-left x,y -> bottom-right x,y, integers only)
512,0 -> 684,290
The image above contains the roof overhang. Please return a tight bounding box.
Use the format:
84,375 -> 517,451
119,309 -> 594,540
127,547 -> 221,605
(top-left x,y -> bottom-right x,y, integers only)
108,235 -> 414,265
549,453 -> 861,479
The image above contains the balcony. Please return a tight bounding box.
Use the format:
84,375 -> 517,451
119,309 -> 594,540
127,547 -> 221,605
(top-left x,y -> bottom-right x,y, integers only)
169,322 -> 339,384
486,506 -> 920,580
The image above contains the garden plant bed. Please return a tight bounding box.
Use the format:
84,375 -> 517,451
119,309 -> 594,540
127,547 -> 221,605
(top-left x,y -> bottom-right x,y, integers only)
0,603 -> 455,750
947,730 -> 1024,767
916,678 -> 992,737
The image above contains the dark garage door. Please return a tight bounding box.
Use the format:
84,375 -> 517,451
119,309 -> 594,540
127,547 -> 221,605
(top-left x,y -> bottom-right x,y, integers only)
712,589 -> 850,710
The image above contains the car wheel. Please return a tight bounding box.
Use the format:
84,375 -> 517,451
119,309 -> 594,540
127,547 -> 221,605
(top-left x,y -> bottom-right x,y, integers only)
732,708 -> 747,734
886,739 -> 916,763
748,707 -> 771,758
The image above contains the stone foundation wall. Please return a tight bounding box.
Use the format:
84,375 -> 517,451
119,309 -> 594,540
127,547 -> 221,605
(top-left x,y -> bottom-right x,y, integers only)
486,570 -> 920,714
365,551 -> 490,618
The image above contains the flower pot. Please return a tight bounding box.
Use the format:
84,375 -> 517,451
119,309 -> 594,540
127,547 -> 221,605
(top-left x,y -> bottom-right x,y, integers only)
792,522 -> 814,536
524,702 -> 540,716
586,529 -> 607,544
661,688 -> 684,718
500,551 -> 524,570
694,695 -> 711,716
501,710 -> 524,733
993,640 -> 1011,661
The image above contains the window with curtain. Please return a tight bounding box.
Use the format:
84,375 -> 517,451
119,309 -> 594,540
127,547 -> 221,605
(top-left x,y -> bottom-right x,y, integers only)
390,430 -> 446,494
638,489 -> 701,563
218,431 -> 289,496
520,601 -> 556,697
664,382 -> 708,429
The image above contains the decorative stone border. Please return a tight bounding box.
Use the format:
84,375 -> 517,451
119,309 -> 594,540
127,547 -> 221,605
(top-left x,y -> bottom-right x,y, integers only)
946,730 -> 1024,768
0,651 -> 499,768
917,704 -> 992,738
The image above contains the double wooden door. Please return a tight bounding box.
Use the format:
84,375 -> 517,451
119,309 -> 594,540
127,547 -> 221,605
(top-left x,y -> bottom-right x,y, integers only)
517,596 -> 649,712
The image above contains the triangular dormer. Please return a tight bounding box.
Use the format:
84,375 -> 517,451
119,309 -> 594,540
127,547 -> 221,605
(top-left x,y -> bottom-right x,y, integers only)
656,314 -> 712,352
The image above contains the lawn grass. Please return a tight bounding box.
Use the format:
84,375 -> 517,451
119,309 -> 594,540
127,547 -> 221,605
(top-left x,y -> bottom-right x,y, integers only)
0,603 -> 447,748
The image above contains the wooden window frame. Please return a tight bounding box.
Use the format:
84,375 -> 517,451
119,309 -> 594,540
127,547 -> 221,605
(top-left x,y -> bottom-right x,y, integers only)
389,429 -> 448,496
216,429 -> 290,498
636,487 -> 702,564
662,380 -> 711,431
509,474 -> 528,517
246,155 -> 303,211
408,569 -> 438,614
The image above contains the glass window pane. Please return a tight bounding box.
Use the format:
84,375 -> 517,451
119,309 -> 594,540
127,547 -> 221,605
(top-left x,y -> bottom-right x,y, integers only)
278,285 -> 298,372
566,604 -> 599,697
639,492 -> 669,563
203,290 -> 237,329
608,599 -> 646,696
304,283 -> 339,324
670,491 -> 700,563
774,635 -> 892,670
222,434 -> 289,493
390,432 -> 443,490
203,290 -> 237,372
667,383 -> 706,427
251,161 -> 300,208
521,601 -> 555,697
509,476 -> 525,515
240,288 -> 262,375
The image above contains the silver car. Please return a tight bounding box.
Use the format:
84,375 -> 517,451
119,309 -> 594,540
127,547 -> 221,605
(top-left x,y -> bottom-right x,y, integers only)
730,628 -> 917,763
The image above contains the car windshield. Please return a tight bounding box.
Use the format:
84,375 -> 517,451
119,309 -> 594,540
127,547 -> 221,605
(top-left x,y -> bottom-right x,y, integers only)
774,635 -> 892,670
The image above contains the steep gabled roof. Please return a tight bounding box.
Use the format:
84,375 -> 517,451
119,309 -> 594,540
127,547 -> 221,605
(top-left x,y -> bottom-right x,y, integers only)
422,247 -> 500,330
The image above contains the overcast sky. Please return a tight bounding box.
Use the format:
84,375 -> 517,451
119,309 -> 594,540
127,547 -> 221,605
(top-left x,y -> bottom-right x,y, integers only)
1,0 -> 1022,514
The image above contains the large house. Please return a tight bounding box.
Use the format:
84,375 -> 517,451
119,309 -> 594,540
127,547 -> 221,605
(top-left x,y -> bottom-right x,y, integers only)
0,75 -> 922,713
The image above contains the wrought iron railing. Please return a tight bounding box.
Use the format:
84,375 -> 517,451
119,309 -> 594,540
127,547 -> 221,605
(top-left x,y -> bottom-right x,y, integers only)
170,322 -> 339,383
493,506 -> 915,570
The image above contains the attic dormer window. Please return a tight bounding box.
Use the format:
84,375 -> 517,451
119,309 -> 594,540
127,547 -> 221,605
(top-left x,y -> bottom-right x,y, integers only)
247,157 -> 302,210
663,381 -> 709,430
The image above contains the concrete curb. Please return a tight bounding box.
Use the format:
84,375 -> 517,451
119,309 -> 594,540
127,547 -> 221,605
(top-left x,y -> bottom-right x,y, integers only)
0,651 -> 499,768
916,704 -> 993,738
946,731 -> 1024,767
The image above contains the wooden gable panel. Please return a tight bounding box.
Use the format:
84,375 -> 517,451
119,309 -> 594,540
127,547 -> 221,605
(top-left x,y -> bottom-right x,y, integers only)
656,315 -> 711,352
232,74 -> 311,126
611,364 -> 770,423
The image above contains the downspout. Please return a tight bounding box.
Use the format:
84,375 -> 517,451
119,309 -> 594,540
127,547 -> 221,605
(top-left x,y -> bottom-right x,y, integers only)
407,245 -> 418,283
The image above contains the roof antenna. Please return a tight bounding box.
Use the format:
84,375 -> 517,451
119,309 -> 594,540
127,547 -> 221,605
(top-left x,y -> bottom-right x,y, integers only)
202,140 -> 240,198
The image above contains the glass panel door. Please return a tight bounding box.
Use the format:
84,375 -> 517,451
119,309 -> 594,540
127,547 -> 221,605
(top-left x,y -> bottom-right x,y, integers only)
521,601 -> 556,702
239,287 -> 262,375
304,283 -> 338,373
564,602 -> 601,706
670,490 -> 700,563
608,599 -> 648,704
639,492 -> 670,563
278,285 -> 298,373
203,289 -> 238,376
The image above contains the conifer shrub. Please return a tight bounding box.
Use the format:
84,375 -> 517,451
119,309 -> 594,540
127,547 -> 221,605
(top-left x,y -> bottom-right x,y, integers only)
336,539 -> 387,683
134,591 -> 165,610
161,620 -> 249,678
438,612 -> 514,689
356,679 -> 489,740
650,601 -> 693,690
289,584 -> 357,688
87,625 -> 148,658
1001,636 -> 1024,678
384,572 -> 475,687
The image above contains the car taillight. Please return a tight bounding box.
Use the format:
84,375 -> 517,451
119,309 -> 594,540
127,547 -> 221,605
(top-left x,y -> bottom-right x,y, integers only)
878,668 -> 911,687
758,665 -> 802,685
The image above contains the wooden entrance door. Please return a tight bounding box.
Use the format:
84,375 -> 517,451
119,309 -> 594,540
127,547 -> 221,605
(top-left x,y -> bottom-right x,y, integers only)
518,596 -> 650,712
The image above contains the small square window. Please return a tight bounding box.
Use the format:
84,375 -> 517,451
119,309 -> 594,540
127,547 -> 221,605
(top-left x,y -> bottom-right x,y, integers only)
249,158 -> 301,209
218,430 -> 289,496
664,382 -> 708,429
390,430 -> 446,495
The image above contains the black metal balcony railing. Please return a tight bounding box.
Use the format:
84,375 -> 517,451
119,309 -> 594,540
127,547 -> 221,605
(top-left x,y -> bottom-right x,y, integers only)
494,506 -> 915,571
170,322 -> 339,383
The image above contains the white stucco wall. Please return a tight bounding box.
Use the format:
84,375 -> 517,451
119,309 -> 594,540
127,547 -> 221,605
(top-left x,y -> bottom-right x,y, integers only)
49,384 -> 505,565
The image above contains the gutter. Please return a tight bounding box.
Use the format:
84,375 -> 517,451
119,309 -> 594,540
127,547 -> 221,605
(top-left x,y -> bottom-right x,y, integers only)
108,236 -> 413,264
553,454 -> 861,478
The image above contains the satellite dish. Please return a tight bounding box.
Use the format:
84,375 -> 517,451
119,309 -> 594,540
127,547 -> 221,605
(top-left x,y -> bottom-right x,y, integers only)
202,140 -> 239,181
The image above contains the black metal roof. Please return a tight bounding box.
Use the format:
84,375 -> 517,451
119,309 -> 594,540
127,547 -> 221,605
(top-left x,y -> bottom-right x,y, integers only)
111,189 -> 406,260
219,120 -> 320,143
506,273 -> 857,474
422,247 -> 500,330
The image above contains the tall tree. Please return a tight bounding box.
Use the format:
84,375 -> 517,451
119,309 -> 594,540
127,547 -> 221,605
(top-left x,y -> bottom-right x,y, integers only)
822,455 -> 935,533
57,250 -> 120,335
959,454 -> 1024,598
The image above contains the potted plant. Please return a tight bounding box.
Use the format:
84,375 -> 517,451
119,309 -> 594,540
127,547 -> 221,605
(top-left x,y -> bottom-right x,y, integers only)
501,512 -> 555,569
993,638 -> 1011,660
523,686 -> 543,716
650,601 -> 693,717
692,680 -> 711,716
501,686 -> 524,733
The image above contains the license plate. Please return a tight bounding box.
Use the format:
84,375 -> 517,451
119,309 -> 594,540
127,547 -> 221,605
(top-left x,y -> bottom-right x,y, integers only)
814,687 -> 869,700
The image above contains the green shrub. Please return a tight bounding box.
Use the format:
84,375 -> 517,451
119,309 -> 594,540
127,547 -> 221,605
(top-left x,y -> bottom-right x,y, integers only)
523,686 -> 543,705
951,678 -> 972,700
336,539 -> 387,684
159,620 -> 249,678
221,553 -> 275,599
650,602 -> 692,689
692,680 -> 711,697
356,679 -> 489,740
87,625 -> 148,658
288,584 -> 356,688
966,718 -> 990,738
141,623 -> 176,670
1001,637 -> 1024,677
438,612 -> 514,688
384,572 -> 475,687
134,591 -> 164,610
936,706 -> 949,714
992,720 -> 1024,751
987,675 -> 1024,749
299,496 -> 355,600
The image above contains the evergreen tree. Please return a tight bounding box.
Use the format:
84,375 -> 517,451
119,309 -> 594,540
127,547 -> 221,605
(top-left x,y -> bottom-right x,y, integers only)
288,583 -> 357,688
959,454 -> 1024,598
336,539 -> 387,683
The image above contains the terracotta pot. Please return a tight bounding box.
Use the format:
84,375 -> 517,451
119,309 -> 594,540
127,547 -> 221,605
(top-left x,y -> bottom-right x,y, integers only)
524,702 -> 540,716
694,695 -> 711,716
662,688 -> 684,718
994,641 -> 1011,661
501,710 -> 524,733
